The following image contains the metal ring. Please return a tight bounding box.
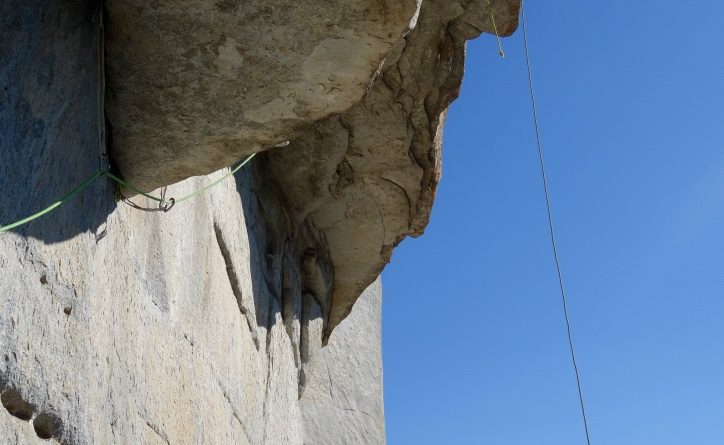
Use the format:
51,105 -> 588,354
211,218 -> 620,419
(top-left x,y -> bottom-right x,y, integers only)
161,198 -> 175,213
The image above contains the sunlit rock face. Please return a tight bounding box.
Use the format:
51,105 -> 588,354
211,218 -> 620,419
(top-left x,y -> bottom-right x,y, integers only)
264,0 -> 520,335
106,0 -> 519,338
1,0 -> 518,443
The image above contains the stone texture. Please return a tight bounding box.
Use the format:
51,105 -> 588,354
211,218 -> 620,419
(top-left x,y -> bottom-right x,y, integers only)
1,0 -> 520,443
105,0 -> 520,338
1,3 -> 387,443
300,279 -> 385,445
104,0 -> 420,192
266,0 -> 521,335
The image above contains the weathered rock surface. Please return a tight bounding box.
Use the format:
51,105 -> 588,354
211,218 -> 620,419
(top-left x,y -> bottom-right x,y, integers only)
1,3 -> 385,443
267,0 -> 520,334
104,0 -> 420,192
300,279 -> 385,444
1,0 -> 520,443
106,0 -> 520,337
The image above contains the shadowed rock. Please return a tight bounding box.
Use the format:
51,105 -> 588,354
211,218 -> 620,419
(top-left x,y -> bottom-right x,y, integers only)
1,1 -> 520,443
105,0 -> 420,192
105,0 -> 519,338
266,0 -> 520,335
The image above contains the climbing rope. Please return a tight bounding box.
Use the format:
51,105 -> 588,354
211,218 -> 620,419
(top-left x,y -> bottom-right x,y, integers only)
0,170 -> 107,233
96,2 -> 107,163
0,153 -> 256,234
0,0 -> 262,235
521,2 -> 593,444
487,0 -> 506,57
110,152 -> 256,208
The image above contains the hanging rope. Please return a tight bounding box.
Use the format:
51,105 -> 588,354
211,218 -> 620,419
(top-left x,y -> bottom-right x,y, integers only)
487,0 -> 506,57
521,2 -> 593,444
96,1 -> 107,164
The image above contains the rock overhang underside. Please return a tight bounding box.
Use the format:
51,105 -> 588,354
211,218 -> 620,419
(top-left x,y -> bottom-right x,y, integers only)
105,0 -> 520,337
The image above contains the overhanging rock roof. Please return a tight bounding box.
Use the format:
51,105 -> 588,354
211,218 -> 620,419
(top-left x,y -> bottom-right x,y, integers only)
105,0 -> 520,337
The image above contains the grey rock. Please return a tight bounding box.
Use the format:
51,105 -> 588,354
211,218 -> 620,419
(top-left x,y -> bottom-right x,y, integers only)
1,3 -> 387,443
105,0 -> 519,338
1,0 -> 520,443
105,0 -> 420,192
300,279 -> 385,445
266,0 -> 521,335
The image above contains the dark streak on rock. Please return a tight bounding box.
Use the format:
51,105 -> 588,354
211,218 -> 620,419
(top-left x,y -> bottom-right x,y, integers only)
213,222 -> 260,351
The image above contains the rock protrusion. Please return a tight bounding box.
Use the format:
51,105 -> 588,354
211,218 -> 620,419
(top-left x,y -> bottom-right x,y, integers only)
104,0 -> 519,337
267,0 -> 521,335
105,0 -> 420,192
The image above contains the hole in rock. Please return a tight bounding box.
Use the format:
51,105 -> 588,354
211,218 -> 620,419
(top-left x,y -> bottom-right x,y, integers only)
33,411 -> 63,440
1,389 -> 35,421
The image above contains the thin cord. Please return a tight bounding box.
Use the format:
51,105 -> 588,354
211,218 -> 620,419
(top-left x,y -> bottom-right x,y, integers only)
520,3 -> 592,445
97,1 -> 107,163
487,0 -> 506,57
0,170 -> 106,233
0,153 -> 256,233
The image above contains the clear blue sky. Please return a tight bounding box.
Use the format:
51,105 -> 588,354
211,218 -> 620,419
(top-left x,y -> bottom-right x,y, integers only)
381,1 -> 724,444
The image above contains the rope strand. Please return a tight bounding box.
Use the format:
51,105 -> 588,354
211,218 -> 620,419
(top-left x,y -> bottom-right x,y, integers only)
487,0 -> 506,57
520,3 -> 593,444
0,153 -> 256,233
0,170 -> 106,233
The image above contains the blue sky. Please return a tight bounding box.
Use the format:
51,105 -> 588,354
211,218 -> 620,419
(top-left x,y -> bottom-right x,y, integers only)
381,1 -> 724,444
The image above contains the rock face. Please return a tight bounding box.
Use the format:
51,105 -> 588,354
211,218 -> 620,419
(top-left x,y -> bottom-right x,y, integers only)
105,0 -> 520,337
266,0 -> 520,333
1,0 -> 519,443
104,0 -> 420,192
299,281 -> 385,444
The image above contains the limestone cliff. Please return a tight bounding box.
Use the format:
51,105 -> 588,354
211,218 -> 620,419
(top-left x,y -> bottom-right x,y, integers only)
0,0 -> 518,443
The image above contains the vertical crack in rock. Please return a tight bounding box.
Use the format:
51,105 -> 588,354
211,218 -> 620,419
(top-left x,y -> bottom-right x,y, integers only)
213,222 -> 260,351
281,245 -> 302,371
143,419 -> 170,445
261,316 -> 275,444
281,288 -> 301,370
213,373 -> 253,444
325,363 -> 334,399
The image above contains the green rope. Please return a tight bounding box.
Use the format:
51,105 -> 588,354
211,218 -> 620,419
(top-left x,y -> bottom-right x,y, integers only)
0,170 -> 106,233
105,171 -> 169,204
175,152 -> 255,203
0,153 -> 256,234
